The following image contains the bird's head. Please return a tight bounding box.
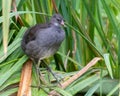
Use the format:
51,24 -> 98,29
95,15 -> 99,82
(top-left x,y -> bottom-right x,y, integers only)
50,14 -> 65,26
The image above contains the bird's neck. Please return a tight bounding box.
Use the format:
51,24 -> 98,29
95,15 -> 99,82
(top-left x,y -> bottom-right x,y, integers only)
49,20 -> 59,26
53,22 -> 59,26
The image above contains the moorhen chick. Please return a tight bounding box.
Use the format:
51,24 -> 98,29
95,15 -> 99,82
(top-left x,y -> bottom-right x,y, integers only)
21,13 -> 65,85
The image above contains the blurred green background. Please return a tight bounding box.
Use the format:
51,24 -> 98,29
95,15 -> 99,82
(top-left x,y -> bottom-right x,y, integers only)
0,0 -> 119,96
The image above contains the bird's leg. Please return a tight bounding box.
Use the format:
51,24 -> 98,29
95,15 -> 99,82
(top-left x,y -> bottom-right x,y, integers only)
41,60 -> 51,83
35,59 -> 41,89
37,59 -> 48,86
42,60 -> 61,85
32,59 -> 50,93
33,59 -> 43,89
30,59 -> 41,89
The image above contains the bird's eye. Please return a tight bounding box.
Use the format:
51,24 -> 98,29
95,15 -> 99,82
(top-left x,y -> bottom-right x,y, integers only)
57,18 -> 61,21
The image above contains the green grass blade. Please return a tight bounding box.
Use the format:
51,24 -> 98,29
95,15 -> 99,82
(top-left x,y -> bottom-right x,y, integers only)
103,54 -> 113,79
0,38 -> 21,63
85,83 -> 100,96
2,0 -> 12,54
0,55 -> 28,86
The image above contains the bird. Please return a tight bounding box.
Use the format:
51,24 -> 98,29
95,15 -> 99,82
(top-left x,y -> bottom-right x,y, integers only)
21,13 -> 65,85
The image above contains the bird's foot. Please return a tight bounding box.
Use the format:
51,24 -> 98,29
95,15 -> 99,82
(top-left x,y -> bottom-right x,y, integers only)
41,60 -> 61,86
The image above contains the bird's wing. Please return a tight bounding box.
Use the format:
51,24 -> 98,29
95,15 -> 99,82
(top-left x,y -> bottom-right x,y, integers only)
23,23 -> 51,44
21,23 -> 50,51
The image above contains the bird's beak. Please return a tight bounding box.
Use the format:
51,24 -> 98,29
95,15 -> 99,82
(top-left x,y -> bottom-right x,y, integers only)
61,20 -> 65,26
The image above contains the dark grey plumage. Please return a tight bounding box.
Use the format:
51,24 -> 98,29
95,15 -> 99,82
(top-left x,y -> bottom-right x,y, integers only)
21,14 -> 65,62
